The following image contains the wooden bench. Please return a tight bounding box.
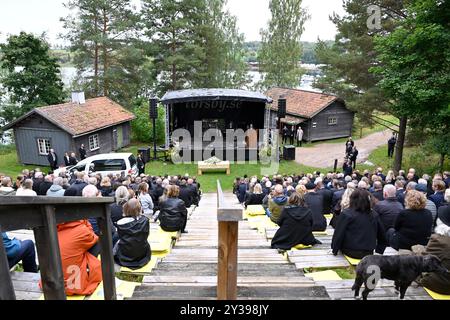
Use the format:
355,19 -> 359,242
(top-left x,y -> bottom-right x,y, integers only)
0,196 -> 116,300
197,161 -> 230,175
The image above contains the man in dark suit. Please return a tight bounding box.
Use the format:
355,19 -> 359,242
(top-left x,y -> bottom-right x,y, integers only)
64,152 -> 71,167
47,149 -> 58,170
137,153 -> 146,175
387,133 -> 397,158
79,144 -> 87,160
316,180 -> 333,215
178,180 -> 193,208
69,152 -> 78,166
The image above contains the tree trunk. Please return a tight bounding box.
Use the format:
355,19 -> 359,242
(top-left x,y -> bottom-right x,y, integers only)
171,30 -> 177,90
394,116 -> 407,173
102,9 -> 108,97
94,13 -> 99,95
439,154 -> 445,174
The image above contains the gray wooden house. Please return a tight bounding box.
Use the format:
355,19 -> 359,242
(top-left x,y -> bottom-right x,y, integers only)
2,94 -> 135,167
266,87 -> 355,142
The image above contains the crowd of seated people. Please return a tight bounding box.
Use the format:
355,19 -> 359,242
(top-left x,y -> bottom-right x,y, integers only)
234,169 -> 450,294
0,168 -> 202,296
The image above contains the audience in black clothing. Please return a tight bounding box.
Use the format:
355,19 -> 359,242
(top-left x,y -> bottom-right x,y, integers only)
331,189 -> 385,259
244,184 -> 265,208
386,190 -> 433,251
304,183 -> 327,232
158,185 -> 188,233
271,192 -> 321,250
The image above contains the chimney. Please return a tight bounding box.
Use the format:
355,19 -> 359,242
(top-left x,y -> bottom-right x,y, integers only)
71,91 -> 86,104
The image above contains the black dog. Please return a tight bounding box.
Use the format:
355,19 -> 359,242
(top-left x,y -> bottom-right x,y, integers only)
352,255 -> 448,300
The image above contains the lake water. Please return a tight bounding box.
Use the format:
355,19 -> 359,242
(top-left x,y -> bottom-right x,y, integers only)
1,66 -> 321,144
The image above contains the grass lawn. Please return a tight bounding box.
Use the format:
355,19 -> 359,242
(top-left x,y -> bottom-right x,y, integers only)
357,144 -> 450,175
0,145 -> 48,178
121,143 -> 322,192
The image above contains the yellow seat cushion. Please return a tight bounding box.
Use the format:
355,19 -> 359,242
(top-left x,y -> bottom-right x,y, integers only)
344,255 -> 361,266
120,255 -> 158,274
305,270 -> 342,281
245,205 -> 266,216
424,288 -> 450,300
89,278 -> 140,300
291,244 -> 313,250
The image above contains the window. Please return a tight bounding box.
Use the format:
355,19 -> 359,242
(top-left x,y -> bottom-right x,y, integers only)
328,117 -> 338,126
128,155 -> 137,168
37,139 -> 51,155
91,159 -> 126,172
89,134 -> 100,151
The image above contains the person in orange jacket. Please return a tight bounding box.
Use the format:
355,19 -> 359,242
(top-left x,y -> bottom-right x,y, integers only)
57,219 -> 102,296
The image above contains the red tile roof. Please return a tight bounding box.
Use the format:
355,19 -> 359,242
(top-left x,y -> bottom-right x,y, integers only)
34,97 -> 135,137
266,87 -> 338,119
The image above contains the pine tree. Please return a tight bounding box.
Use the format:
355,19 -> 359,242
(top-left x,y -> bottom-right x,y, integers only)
0,32 -> 65,123
141,0 -> 206,94
61,0 -> 146,106
192,0 -> 250,89
314,0 -> 410,171
257,0 -> 309,90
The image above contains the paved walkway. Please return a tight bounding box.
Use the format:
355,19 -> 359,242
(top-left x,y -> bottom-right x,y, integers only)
296,130 -> 391,169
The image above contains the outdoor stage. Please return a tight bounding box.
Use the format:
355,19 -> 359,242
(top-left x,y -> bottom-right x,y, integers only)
160,89 -> 275,162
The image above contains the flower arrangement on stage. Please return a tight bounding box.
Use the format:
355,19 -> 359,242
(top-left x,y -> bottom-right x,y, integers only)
203,156 -> 223,164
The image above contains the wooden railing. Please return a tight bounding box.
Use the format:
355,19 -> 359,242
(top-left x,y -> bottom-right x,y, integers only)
0,196 -> 116,300
216,181 -> 243,300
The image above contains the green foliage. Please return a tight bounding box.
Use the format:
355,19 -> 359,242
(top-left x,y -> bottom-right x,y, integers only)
61,0 -> 148,108
131,99 -> 166,144
257,0 -> 309,90
314,0 -> 407,126
0,32 -> 65,123
141,0 -> 249,95
372,0 -> 450,128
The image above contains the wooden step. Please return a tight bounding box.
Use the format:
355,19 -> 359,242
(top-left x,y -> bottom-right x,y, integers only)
129,285 -> 330,300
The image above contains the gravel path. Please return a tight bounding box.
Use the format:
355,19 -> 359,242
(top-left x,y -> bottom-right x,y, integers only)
295,130 -> 391,169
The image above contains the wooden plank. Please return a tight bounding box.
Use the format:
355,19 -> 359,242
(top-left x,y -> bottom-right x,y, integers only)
130,285 -> 330,300
33,205 -> 66,300
96,205 -> 117,300
217,221 -> 238,300
0,226 -> 16,300
144,276 -> 314,284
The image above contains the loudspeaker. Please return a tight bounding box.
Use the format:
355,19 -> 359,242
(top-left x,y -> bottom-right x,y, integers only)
138,147 -> 151,163
283,145 -> 296,161
278,97 -> 286,119
149,98 -> 158,119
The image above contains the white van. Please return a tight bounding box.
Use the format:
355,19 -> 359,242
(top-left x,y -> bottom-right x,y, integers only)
54,153 -> 138,178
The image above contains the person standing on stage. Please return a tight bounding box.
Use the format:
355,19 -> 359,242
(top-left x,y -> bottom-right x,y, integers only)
388,133 -> 397,158
296,126 -> 304,147
290,126 -> 295,145
282,126 -> 289,144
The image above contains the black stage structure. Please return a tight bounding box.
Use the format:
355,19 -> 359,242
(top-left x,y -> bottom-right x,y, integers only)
160,89 -> 274,162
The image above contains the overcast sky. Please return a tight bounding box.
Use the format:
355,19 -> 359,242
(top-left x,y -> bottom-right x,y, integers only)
0,0 -> 345,44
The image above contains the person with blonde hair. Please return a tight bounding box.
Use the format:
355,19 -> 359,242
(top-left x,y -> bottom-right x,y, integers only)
158,185 -> 188,233
244,183 -> 265,208
386,190 -> 433,251
110,186 -> 130,225
114,198 -> 151,269
271,192 -> 321,250
138,182 -> 154,219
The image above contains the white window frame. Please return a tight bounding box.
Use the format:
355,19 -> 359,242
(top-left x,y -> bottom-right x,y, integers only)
328,117 -> 338,126
89,134 -> 100,151
37,138 -> 51,155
